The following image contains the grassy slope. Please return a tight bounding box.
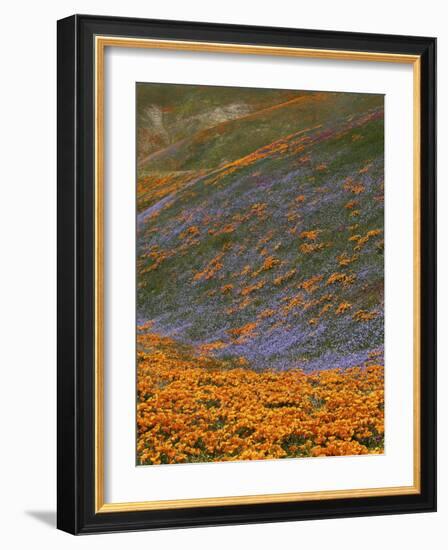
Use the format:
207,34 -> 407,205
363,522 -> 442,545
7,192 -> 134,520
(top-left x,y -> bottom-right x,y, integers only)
139,91 -> 380,172
137,90 -> 384,372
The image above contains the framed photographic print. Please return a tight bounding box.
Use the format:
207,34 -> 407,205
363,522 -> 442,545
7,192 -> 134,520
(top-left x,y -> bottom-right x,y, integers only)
57,14 -> 436,534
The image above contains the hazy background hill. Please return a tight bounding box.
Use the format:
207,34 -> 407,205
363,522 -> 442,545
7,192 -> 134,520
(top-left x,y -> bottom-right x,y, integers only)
137,84 -> 300,165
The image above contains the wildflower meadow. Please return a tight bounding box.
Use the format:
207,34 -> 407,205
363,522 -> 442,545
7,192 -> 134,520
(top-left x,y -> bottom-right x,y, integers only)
136,84 -> 385,464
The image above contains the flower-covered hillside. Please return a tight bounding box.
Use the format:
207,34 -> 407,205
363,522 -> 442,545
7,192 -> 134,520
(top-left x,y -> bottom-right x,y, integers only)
137,85 -> 384,373
137,330 -> 384,465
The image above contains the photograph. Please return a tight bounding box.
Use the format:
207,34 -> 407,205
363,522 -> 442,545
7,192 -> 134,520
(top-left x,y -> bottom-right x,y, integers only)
136,83 -> 385,465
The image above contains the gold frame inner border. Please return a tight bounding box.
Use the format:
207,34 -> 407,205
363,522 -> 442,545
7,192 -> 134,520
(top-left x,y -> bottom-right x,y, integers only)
94,35 -> 421,513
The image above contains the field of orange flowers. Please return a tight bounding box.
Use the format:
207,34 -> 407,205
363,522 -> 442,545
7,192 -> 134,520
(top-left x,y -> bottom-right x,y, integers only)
137,330 -> 384,465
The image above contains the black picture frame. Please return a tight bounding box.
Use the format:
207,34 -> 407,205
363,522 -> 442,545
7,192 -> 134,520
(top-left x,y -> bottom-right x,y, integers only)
57,14 -> 436,534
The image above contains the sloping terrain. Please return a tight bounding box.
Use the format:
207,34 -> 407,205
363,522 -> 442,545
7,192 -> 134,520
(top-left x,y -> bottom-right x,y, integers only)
137,83 -> 300,164
136,86 -> 384,373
